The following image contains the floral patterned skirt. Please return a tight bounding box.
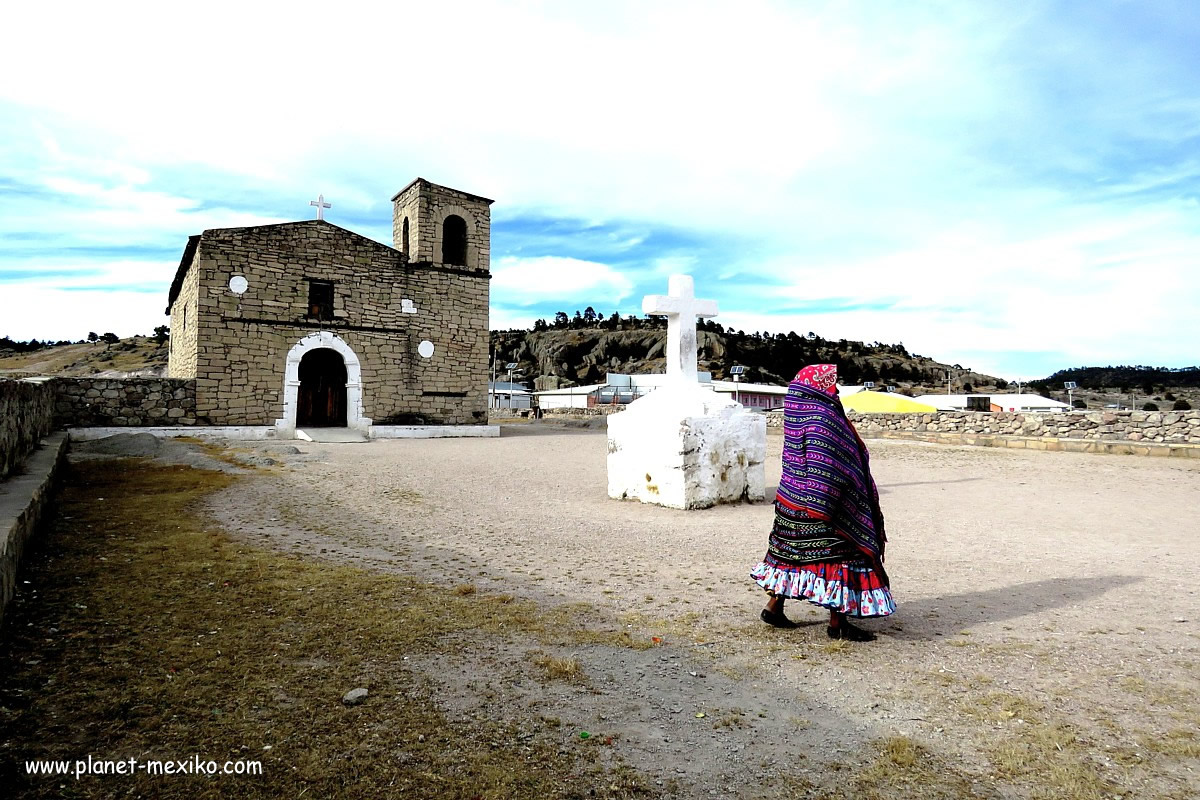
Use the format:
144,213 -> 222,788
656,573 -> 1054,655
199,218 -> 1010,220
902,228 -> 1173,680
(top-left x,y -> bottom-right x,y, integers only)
750,558 -> 895,618
750,504 -> 895,618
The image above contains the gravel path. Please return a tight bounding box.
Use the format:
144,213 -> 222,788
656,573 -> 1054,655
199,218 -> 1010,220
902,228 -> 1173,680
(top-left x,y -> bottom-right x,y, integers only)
202,423 -> 1200,797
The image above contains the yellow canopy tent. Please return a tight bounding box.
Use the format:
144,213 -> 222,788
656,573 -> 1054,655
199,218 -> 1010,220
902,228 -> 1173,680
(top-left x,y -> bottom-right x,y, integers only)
840,391 -> 937,413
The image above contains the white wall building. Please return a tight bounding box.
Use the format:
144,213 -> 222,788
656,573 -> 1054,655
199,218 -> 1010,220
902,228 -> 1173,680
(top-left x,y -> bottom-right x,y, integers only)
915,393 -> 1072,413
488,381 -> 531,410
533,383 -> 607,409
535,372 -> 792,410
711,380 -> 789,409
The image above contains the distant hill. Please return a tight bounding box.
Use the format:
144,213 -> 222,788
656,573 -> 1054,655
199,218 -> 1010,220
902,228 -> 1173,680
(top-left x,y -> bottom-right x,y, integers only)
1033,365 -> 1200,391
491,315 -> 1005,393
0,336 -> 168,377
17,326 -> 1190,405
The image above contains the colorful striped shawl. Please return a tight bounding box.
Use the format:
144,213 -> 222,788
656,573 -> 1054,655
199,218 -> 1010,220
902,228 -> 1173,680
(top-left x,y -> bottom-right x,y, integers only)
777,381 -> 887,569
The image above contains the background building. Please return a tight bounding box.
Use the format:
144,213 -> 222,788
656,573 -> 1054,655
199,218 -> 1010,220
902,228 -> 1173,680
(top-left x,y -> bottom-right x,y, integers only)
915,393 -> 1072,413
534,372 -> 789,410
488,381 -> 532,410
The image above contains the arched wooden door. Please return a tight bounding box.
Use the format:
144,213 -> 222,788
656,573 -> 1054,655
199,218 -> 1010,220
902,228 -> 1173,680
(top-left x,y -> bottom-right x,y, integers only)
297,348 -> 348,427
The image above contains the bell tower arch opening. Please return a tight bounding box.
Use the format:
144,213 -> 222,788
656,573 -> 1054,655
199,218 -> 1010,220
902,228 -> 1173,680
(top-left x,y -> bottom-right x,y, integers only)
442,214 -> 467,266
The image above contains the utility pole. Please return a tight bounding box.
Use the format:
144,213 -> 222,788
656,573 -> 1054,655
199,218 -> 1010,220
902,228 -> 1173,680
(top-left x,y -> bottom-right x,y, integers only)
505,363 -> 519,411
491,350 -> 498,409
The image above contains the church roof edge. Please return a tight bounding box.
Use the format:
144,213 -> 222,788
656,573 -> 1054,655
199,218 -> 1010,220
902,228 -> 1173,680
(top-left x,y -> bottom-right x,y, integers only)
166,222 -> 402,313
166,234 -> 201,314
197,218 -> 388,241
390,177 -> 494,205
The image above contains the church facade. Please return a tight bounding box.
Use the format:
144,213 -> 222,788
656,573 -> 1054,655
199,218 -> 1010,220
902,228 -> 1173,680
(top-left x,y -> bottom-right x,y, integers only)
166,179 -> 491,435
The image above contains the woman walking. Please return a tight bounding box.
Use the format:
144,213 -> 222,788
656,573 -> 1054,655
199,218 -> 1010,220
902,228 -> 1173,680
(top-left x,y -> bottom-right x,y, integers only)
750,364 -> 894,641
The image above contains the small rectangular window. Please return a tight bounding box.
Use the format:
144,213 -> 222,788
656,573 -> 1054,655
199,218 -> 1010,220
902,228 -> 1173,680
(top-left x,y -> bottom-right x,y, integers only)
308,280 -> 334,320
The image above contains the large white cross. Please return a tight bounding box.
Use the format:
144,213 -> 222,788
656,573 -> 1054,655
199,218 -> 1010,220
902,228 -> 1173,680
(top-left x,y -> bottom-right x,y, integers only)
309,193 -> 331,220
643,274 -> 718,383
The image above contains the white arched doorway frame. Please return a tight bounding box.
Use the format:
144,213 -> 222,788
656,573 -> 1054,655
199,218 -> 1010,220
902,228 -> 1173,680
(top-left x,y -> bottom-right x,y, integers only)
275,331 -> 371,436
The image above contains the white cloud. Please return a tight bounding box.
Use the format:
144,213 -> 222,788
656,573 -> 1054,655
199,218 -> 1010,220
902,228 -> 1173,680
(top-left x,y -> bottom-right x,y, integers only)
0,286 -> 168,341
488,307 -> 538,332
1,259 -> 174,291
1,1 -> 1197,376
491,256 -> 633,307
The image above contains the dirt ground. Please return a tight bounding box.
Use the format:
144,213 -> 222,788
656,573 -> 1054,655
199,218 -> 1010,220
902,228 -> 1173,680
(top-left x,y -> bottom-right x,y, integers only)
183,421 -> 1198,798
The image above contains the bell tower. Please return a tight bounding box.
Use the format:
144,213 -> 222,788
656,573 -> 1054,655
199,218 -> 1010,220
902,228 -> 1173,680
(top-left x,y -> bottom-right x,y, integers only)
391,178 -> 493,269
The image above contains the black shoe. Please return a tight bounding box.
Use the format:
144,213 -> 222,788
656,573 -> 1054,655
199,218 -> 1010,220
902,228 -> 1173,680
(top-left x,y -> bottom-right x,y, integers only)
826,623 -> 876,642
761,608 -> 798,629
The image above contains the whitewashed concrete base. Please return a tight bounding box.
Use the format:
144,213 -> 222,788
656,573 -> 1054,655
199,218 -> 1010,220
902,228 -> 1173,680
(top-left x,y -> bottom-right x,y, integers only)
67,426 -> 279,441
370,425 -> 499,439
68,425 -> 499,442
607,383 -> 766,510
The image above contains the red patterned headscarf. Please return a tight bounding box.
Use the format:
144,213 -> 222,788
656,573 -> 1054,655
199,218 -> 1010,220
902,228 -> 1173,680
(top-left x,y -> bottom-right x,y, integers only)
794,364 -> 838,396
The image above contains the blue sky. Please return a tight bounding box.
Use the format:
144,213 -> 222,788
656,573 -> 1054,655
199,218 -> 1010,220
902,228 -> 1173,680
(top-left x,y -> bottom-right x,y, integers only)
2,1 -> 1198,380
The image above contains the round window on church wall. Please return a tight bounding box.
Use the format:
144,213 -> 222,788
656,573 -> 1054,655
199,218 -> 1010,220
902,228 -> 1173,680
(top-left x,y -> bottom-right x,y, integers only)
418,340 -> 435,359
229,275 -> 249,294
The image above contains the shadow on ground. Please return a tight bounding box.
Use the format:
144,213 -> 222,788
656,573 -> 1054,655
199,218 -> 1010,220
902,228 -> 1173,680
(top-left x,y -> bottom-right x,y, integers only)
883,575 -> 1141,639
878,477 -> 987,492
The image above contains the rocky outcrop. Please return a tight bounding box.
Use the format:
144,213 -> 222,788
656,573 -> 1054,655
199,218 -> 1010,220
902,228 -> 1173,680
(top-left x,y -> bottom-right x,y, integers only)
517,330 -> 678,386
492,327 -> 1002,391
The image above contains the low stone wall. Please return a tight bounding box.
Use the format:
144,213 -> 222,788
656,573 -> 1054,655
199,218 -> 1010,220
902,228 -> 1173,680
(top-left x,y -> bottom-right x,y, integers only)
0,379 -> 56,480
1,431 -> 68,628
542,406 -> 625,417
765,409 -> 1200,446
52,378 -> 201,428
864,430 -> 1200,458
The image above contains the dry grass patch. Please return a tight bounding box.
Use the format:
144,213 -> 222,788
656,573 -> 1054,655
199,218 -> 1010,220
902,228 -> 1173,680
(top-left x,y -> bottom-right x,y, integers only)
965,691 -> 1044,724
0,460 -> 655,800
1142,728 -> 1200,759
530,651 -> 587,684
828,736 -> 989,800
1120,675 -> 1199,708
710,708 -> 749,730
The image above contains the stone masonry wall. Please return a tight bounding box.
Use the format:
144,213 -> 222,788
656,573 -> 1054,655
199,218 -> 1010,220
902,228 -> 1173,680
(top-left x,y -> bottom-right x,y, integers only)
52,378 -> 199,428
765,409 -> 1200,444
190,221 -> 489,426
168,244 -> 200,378
0,379 -> 55,480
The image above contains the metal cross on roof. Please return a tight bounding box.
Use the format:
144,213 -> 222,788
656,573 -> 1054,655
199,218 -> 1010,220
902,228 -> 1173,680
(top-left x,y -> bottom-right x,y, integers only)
309,194 -> 331,220
643,274 -> 718,383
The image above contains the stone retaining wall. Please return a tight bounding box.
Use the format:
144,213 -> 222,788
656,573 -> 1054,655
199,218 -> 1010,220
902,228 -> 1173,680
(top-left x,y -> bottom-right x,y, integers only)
541,406 -> 625,417
0,379 -> 55,480
1,432 -> 68,629
765,409 -> 1200,444
52,378 -> 201,428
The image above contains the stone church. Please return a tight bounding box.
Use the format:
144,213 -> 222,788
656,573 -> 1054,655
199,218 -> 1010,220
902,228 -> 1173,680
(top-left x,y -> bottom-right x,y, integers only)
165,179 -> 491,435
